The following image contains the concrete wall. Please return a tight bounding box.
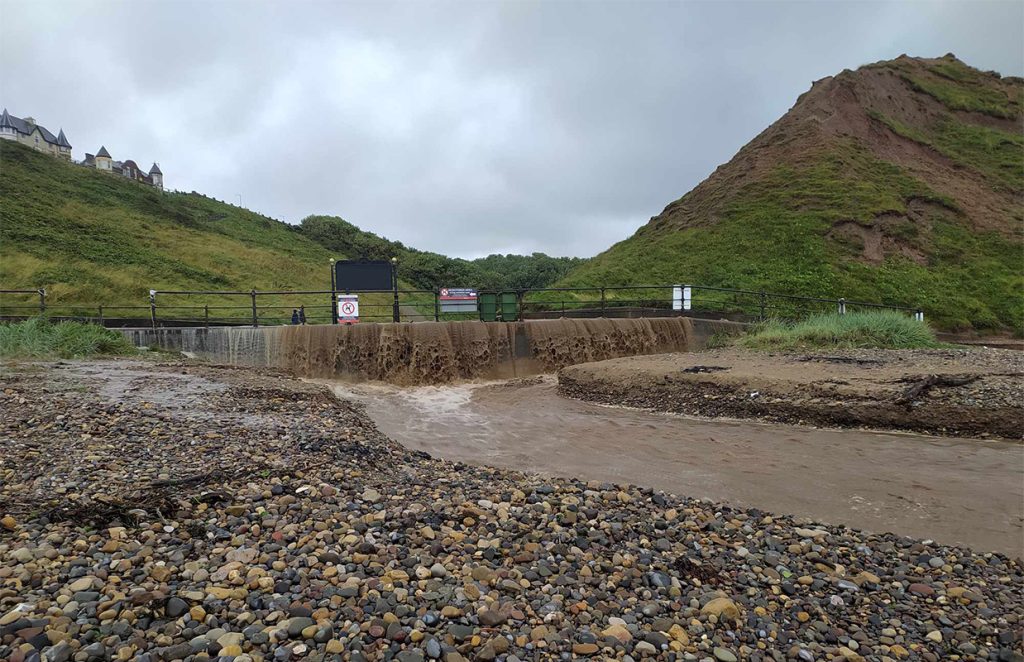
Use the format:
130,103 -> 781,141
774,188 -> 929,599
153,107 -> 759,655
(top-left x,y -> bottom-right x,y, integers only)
121,317 -> 744,385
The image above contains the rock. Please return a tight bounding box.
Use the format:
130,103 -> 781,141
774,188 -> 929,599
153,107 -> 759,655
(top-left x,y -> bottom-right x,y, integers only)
362,488 -> 381,502
794,527 -> 828,539
908,583 -> 935,596
573,643 -> 599,655
68,577 -> 95,592
714,648 -> 738,662
701,597 -> 741,622
1,515 -> 16,530
602,624 -> 633,643
635,641 -> 657,655
926,630 -> 942,643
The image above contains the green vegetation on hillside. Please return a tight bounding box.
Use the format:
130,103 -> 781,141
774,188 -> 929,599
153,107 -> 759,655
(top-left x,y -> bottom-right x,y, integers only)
561,142 -> 1023,330
884,57 -> 1022,119
1,142 -> 584,314
732,311 -> 938,351
0,141 -> 336,304
299,215 -> 586,291
868,111 -> 1023,191
0,318 -> 136,358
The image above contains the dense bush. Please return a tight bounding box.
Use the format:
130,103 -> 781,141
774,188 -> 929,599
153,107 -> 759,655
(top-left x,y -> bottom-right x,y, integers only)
734,311 -> 939,351
0,318 -> 136,359
299,215 -> 586,291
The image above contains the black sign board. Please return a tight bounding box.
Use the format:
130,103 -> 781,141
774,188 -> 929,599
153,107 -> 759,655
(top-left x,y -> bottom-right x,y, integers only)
335,259 -> 393,291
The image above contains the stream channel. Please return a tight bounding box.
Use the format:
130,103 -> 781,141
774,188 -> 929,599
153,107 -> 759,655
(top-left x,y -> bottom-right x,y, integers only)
325,375 -> 1023,556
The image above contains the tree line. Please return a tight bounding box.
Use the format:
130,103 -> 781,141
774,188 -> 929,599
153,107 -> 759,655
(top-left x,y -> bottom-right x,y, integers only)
299,215 -> 587,291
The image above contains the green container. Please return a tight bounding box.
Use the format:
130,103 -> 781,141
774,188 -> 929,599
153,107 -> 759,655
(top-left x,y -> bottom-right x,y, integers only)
499,292 -> 519,322
479,292 -> 498,322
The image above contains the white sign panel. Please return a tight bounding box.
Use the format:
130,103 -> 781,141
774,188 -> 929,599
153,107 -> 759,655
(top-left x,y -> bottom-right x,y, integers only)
338,294 -> 359,324
672,285 -> 693,311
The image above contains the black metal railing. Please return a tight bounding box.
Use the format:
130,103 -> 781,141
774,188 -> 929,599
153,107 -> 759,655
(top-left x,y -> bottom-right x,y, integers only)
0,283 -> 924,328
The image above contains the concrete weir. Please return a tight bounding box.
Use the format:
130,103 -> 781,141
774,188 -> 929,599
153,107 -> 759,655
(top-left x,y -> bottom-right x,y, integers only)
120,317 -> 740,384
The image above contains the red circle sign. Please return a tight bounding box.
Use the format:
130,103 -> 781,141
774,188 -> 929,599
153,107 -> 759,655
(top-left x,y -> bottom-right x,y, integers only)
341,302 -> 356,315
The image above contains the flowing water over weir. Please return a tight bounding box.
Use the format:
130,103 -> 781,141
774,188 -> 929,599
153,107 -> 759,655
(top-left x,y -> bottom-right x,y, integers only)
121,317 -> 736,384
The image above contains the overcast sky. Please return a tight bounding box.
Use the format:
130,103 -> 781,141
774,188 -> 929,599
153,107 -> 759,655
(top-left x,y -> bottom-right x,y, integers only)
2,1 -> 1021,258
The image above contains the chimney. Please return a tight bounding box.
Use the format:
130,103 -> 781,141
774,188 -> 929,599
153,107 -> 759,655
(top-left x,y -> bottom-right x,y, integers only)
24,117 -> 36,126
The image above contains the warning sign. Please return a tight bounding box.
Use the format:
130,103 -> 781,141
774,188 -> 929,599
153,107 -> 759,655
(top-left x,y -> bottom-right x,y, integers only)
440,287 -> 478,313
338,294 -> 359,324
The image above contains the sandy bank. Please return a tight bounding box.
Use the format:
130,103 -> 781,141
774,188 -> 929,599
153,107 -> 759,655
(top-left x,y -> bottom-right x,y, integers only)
558,348 -> 1024,439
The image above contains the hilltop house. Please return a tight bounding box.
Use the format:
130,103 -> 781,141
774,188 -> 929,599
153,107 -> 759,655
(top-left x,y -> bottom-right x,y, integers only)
83,146 -> 163,190
0,109 -> 72,159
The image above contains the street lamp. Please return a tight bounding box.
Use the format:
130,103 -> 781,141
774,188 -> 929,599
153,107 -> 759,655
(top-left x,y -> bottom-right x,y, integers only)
391,256 -> 400,323
329,258 -> 337,325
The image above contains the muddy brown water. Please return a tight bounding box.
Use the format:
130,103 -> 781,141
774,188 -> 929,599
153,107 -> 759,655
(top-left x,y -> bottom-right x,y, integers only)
327,376 -> 1024,556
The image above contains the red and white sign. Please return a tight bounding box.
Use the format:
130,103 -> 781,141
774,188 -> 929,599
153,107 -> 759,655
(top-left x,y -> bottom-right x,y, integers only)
439,287 -> 478,313
338,294 -> 359,324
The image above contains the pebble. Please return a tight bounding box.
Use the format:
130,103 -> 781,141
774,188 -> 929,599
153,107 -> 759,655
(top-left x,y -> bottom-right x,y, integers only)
0,360 -> 1020,662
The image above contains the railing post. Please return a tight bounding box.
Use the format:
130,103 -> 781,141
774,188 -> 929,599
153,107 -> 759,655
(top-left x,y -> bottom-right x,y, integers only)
759,291 -> 767,322
98,305 -> 104,327
38,288 -> 46,317
250,290 -> 258,327
838,297 -> 847,315
434,290 -> 440,322
204,304 -> 209,328
149,290 -> 157,329
600,288 -> 606,316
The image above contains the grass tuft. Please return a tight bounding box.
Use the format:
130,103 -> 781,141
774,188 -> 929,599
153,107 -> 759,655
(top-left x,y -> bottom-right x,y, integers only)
0,318 -> 136,359
734,311 -> 938,351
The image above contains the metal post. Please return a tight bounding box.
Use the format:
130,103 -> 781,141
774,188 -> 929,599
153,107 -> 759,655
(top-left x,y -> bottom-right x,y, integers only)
759,291 -> 767,322
391,258 -> 400,323
149,290 -> 157,329
250,290 -> 258,327
204,304 -> 209,328
434,290 -> 440,322
98,305 -> 104,326
838,298 -> 846,315
517,291 -> 525,322
38,288 -> 46,316
600,288 -> 606,316
330,258 -> 337,325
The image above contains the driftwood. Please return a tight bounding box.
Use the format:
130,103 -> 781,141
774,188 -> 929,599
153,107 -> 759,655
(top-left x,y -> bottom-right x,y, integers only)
798,355 -> 883,366
896,374 -> 979,405
148,471 -> 223,488
680,365 -> 730,374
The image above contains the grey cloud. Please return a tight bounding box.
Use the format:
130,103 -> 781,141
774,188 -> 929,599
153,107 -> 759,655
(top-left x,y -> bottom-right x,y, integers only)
2,0 -> 1021,258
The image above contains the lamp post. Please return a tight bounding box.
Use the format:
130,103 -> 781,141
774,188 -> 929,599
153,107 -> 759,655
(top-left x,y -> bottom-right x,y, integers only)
329,258 -> 337,325
391,256 -> 400,323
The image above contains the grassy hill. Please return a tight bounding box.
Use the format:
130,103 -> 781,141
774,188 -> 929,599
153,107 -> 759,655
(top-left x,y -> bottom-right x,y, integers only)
0,140 -> 337,304
559,55 -> 1023,331
0,142 -> 581,320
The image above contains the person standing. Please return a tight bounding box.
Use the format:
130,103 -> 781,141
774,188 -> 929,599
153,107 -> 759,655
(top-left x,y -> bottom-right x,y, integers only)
291,309 -> 299,325
299,306 -> 306,325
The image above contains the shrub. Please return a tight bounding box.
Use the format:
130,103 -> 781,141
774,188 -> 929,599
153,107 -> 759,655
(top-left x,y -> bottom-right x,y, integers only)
735,311 -> 938,351
0,318 -> 136,359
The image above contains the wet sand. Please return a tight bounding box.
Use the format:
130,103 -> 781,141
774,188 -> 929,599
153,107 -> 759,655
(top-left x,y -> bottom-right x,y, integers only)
329,376 -> 1024,556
